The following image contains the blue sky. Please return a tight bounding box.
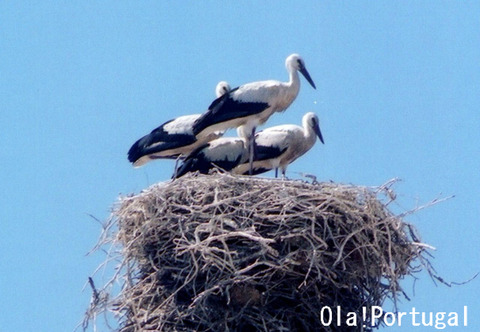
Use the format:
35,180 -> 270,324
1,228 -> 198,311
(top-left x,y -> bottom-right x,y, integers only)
1,1 -> 479,331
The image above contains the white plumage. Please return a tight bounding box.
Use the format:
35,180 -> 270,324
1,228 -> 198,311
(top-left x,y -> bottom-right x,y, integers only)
160,113 -> 201,136
215,80 -> 231,99
127,81 -> 231,167
232,112 -> 324,178
192,54 -> 316,173
174,137 -> 248,178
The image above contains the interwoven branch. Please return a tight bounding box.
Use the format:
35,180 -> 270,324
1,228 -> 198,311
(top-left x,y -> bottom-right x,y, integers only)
85,172 -> 433,332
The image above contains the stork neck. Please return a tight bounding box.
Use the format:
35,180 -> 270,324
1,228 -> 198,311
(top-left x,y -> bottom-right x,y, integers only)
288,68 -> 300,88
303,123 -> 317,145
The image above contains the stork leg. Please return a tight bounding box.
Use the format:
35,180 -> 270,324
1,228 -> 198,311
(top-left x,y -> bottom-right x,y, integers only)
248,137 -> 254,175
275,168 -> 278,178
248,128 -> 256,175
172,155 -> 182,178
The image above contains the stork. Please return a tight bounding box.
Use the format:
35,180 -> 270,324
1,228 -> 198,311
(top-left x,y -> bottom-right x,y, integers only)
127,81 -> 231,167
232,112 -> 324,178
192,54 -> 316,174
173,137 -> 248,179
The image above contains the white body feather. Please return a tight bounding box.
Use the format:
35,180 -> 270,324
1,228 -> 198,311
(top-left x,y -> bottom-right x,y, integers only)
202,137 -> 248,163
195,54 -> 314,141
162,114 -> 200,135
233,112 -> 322,176
130,81 -> 231,167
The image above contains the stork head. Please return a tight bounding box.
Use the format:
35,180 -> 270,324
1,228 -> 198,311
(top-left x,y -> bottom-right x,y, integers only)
286,54 -> 316,89
215,81 -> 231,98
303,112 -> 324,144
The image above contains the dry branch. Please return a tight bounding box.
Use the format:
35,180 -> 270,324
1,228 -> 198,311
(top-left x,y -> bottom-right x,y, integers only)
85,172 -> 434,332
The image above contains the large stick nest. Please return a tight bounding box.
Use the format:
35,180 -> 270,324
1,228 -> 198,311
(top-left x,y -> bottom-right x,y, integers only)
87,172 -> 432,332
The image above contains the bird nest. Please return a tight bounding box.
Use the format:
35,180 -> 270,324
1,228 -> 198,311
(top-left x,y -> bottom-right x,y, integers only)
85,172 -> 434,332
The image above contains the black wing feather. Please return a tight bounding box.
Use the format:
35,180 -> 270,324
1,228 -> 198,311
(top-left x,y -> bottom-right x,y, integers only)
174,144 -> 245,179
173,143 -> 211,178
253,143 -> 287,161
193,89 -> 270,135
127,122 -> 197,163
241,167 -> 272,176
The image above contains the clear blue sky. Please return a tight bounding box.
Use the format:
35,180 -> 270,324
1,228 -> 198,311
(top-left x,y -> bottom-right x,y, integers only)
1,2 -> 479,331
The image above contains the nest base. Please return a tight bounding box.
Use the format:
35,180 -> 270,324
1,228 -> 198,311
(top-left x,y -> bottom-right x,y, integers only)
87,173 -> 430,332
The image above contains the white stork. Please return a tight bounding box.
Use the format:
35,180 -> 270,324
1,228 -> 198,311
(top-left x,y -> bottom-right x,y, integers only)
127,81 -> 231,167
192,54 -> 316,173
173,137 -> 248,179
232,112 -> 324,178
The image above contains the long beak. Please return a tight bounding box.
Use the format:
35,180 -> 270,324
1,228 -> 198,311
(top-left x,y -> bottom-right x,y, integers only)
314,123 -> 324,144
300,66 -> 316,89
